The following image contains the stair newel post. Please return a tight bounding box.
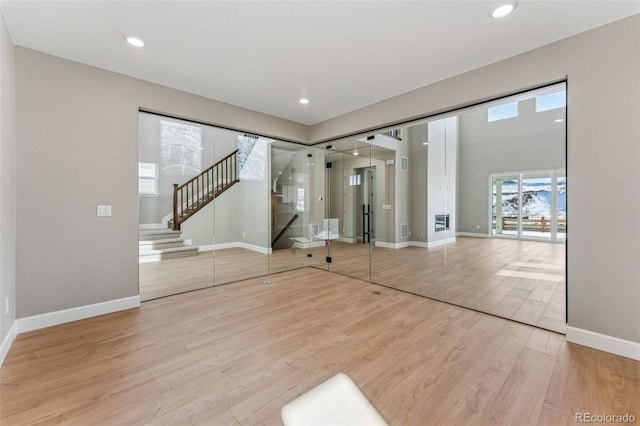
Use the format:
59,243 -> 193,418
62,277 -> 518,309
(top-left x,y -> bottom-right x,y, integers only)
172,183 -> 180,231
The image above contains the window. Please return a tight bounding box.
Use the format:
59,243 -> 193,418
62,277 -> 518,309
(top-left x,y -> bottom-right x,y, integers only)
536,90 -> 566,112
160,119 -> 202,176
138,162 -> 158,195
488,102 -> 518,122
349,175 -> 362,186
296,188 -> 305,212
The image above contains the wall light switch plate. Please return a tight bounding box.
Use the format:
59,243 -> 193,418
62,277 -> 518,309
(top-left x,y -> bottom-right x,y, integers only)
97,205 -> 112,217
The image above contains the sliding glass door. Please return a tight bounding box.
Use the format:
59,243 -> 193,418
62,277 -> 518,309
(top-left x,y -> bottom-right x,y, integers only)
491,169 -> 565,242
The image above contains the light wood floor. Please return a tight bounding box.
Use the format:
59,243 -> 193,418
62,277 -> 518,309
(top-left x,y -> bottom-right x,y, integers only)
2,268 -> 638,425
140,237 -> 566,333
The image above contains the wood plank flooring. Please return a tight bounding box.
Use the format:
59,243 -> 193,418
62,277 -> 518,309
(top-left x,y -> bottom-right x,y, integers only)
2,268 -> 638,425
140,237 -> 566,333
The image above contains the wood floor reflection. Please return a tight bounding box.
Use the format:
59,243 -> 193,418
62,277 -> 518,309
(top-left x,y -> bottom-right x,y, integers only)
140,237 -> 565,333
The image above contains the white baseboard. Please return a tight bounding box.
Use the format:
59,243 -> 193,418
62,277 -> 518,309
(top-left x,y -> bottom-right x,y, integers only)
408,241 -> 428,248
375,241 -> 409,249
17,296 -> 141,334
566,326 -> 640,361
456,232 -> 489,238
239,242 -> 272,254
138,223 -> 164,230
339,237 -> 357,244
427,237 -> 456,248
198,242 -> 272,254
0,320 -> 17,367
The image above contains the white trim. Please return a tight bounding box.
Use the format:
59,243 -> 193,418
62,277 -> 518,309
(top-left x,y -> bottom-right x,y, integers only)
138,223 -> 164,230
198,242 -> 273,254
239,242 -> 272,254
427,237 -> 456,248
408,241 -> 428,248
566,326 -> 640,361
339,237 -> 357,244
0,320 -> 17,367
456,232 -> 489,238
375,241 -> 409,249
17,296 -> 141,334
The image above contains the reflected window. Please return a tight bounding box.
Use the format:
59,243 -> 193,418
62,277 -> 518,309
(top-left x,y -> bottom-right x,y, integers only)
138,162 -> 158,195
488,101 -> 518,122
160,120 -> 202,176
536,90 -> 566,112
296,188 -> 305,212
349,175 -> 362,186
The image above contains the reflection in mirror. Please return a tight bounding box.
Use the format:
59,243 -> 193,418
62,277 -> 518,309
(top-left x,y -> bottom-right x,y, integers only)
368,122 -> 449,301
269,142 -> 326,274
138,112 -> 215,301
214,133 -> 270,285
359,82 -> 566,334
324,138 -> 374,282
447,82 -> 566,333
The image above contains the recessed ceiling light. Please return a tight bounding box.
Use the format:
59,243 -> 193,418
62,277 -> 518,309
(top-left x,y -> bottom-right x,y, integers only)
491,2 -> 517,18
125,36 -> 145,47
299,98 -> 310,105
555,118 -> 564,123
422,141 -> 429,145
353,149 -> 359,156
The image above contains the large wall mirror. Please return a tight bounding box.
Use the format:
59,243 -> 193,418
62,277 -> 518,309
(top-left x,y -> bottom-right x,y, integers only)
138,82 -> 566,333
316,82 -> 567,333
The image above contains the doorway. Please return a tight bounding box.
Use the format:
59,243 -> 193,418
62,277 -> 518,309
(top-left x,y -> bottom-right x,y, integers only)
354,166 -> 376,244
491,169 -> 566,242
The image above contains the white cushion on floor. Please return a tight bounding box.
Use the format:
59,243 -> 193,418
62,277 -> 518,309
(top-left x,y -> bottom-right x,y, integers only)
281,373 -> 388,426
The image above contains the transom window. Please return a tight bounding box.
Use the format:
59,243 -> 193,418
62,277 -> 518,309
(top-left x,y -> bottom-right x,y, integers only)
488,102 -> 518,122
536,90 -> 566,112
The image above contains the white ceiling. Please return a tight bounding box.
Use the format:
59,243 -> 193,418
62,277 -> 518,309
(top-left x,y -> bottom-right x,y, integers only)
2,1 -> 639,125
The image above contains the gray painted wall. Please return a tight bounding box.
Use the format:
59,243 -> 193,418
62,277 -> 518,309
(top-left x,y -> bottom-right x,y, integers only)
310,15 -> 640,344
15,47 -> 306,318
407,123 -> 428,243
0,12 -> 16,350
457,97 -> 565,234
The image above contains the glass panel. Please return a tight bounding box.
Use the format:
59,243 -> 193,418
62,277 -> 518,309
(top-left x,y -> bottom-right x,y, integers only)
447,82 -> 566,333
367,122 -> 446,302
269,141 -> 312,274
215,133 -> 269,285
307,147 -> 329,270
325,139 -> 372,282
138,112 -> 215,301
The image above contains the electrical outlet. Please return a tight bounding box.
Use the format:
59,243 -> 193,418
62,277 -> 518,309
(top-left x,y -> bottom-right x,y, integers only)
476,225 -> 480,230
97,205 -> 112,217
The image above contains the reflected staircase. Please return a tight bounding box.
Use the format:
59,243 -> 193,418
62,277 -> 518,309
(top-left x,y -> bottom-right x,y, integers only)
138,228 -> 198,263
139,150 -> 239,263
170,150 -> 239,231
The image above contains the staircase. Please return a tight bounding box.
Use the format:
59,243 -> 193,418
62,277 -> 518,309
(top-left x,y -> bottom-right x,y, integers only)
171,150 -> 239,231
139,228 -> 199,263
